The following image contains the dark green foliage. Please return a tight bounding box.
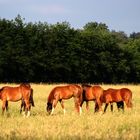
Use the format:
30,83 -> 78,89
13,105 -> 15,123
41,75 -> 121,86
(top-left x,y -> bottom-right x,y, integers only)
0,16 -> 139,83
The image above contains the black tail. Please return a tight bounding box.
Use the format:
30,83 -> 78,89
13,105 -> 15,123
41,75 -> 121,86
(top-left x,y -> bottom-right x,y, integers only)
30,88 -> 35,107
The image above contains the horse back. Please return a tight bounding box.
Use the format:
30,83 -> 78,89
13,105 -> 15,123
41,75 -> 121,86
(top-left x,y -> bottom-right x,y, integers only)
102,88 -> 119,103
82,85 -> 103,101
48,84 -> 82,102
58,84 -> 82,99
47,86 -> 72,102
69,84 -> 83,95
102,88 -> 132,103
0,86 -> 22,101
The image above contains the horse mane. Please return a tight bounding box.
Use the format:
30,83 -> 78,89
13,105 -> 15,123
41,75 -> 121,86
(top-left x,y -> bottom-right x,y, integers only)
82,84 -> 92,87
0,87 -> 6,93
20,83 -> 31,88
47,88 -> 55,104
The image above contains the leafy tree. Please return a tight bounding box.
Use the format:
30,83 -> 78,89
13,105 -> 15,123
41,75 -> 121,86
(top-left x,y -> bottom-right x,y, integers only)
0,15 -> 139,83
130,32 -> 140,39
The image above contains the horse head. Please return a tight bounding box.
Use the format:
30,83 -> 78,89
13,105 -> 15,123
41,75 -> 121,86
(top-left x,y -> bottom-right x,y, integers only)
46,102 -> 52,114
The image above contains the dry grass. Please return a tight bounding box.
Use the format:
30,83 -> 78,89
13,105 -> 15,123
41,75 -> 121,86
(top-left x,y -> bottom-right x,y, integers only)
0,83 -> 140,140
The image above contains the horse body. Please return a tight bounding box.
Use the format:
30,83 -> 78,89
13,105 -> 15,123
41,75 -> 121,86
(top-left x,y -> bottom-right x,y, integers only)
102,88 -> 132,113
0,87 -> 22,102
81,84 -> 103,112
0,83 -> 33,117
47,84 -> 83,115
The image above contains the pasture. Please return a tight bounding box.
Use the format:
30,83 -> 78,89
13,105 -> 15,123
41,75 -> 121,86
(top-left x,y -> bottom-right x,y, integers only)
0,84 -> 140,140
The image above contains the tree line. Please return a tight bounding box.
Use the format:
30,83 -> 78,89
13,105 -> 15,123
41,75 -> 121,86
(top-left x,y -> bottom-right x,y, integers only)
0,15 -> 140,83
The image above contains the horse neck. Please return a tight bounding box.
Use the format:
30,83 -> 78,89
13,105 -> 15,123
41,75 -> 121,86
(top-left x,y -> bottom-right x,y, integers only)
48,90 -> 54,103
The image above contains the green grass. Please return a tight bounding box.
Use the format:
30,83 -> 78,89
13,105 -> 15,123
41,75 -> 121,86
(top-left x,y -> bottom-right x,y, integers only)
0,84 -> 140,140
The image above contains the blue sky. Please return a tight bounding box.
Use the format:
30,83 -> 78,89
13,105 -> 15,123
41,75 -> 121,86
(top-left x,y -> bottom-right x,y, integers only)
0,0 -> 140,35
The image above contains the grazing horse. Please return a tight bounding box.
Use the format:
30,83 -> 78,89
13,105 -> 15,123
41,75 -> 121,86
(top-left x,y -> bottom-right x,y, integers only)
0,83 -> 33,117
20,88 -> 35,114
101,88 -> 133,113
46,84 -> 83,115
80,84 -> 104,113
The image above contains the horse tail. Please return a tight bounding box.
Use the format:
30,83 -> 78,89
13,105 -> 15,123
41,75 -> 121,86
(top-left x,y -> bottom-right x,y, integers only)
128,98 -> 133,108
30,88 -> 35,107
127,92 -> 133,108
125,89 -> 133,108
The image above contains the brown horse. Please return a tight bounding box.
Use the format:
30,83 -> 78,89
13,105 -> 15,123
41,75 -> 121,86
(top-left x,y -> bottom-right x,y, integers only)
20,88 -> 35,114
0,83 -> 33,117
46,84 -> 83,115
80,84 -> 104,113
101,88 -> 133,113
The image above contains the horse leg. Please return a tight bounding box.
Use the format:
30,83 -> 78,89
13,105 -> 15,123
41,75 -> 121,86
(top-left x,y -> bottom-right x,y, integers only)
116,101 -> 121,111
2,100 -> 6,115
74,97 -> 81,115
116,102 -> 120,111
121,101 -> 124,112
78,98 -> 82,115
75,95 -> 82,115
20,100 -> 24,114
96,99 -> 103,113
50,99 -> 58,115
104,103 -> 108,113
6,101 -> 8,112
86,101 -> 89,111
110,103 -> 113,112
24,99 -> 31,117
80,99 -> 84,112
59,100 -> 66,115
94,101 -> 100,113
120,101 -> 124,112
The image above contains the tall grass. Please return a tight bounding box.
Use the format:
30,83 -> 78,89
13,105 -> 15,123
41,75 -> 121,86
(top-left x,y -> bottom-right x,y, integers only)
0,84 -> 140,140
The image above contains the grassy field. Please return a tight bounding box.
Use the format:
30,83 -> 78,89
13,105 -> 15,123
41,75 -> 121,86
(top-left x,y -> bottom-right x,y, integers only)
0,84 -> 140,140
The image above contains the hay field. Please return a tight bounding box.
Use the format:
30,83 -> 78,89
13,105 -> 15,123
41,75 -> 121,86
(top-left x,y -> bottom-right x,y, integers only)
0,84 -> 140,140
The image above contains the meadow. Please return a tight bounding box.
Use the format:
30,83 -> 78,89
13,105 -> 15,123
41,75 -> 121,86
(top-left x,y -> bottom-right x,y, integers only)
0,84 -> 140,140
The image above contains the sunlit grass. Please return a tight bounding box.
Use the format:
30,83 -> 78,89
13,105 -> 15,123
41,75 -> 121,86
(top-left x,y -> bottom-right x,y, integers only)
0,83 -> 140,139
